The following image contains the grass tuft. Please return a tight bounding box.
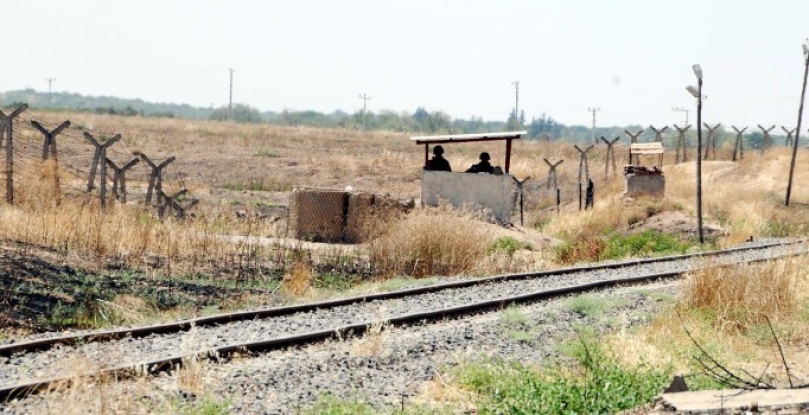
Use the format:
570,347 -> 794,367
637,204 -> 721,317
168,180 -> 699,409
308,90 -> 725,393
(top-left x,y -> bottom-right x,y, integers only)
365,207 -> 487,278
684,258 -> 802,331
452,333 -> 670,414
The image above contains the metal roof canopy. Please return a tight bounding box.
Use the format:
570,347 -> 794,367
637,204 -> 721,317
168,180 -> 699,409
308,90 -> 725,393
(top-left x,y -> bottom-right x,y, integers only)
411,131 -> 527,174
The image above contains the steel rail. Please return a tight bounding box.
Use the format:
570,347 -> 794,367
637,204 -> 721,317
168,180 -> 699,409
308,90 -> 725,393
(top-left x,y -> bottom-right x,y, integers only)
1,243 -> 806,402
0,239 -> 803,359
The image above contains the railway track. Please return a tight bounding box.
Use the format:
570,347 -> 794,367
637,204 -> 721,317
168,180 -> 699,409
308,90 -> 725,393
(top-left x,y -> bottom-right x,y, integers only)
0,239 -> 806,402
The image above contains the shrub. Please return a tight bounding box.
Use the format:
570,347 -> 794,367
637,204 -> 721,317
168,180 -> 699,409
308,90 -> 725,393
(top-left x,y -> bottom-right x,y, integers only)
486,236 -> 532,257
454,334 -> 669,414
553,236 -> 606,264
365,207 -> 486,278
684,258 -> 802,331
602,230 -> 691,259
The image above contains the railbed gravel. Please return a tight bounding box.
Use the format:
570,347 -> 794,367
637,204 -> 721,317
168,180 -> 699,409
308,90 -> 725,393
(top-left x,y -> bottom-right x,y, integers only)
1,281 -> 679,414
0,241 -> 803,391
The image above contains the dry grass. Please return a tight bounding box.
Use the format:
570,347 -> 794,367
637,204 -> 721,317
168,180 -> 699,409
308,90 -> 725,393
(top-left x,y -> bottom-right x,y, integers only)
365,206 -> 488,278
4,110 -> 809,276
97,294 -> 156,326
684,258 -> 803,331
608,255 -> 809,386
280,260 -> 312,296
351,321 -> 390,357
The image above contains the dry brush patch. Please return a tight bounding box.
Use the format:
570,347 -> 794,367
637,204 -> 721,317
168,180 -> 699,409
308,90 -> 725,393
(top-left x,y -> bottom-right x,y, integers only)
364,206 -> 489,278
608,255 -> 809,387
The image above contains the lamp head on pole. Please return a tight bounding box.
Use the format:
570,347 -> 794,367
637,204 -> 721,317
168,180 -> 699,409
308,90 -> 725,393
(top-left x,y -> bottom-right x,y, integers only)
692,64 -> 703,81
803,40 -> 809,58
686,86 -> 700,98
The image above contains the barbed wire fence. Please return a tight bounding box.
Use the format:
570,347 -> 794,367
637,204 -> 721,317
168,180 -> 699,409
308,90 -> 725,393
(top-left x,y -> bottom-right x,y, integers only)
0,104 -> 198,218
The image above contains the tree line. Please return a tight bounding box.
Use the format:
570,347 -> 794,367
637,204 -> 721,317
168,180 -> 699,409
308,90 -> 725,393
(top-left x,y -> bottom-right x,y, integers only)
1,89 -> 798,147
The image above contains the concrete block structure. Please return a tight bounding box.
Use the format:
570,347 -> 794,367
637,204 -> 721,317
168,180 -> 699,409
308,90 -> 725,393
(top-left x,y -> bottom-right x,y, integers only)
624,168 -> 665,198
421,171 -> 516,222
288,187 -> 414,243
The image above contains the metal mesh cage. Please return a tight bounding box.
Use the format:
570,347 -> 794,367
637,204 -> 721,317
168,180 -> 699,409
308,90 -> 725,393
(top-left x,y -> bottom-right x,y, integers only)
288,186 -> 414,243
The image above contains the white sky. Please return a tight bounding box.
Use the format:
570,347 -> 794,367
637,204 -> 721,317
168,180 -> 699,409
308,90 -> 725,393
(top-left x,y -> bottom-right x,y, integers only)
5,0 -> 809,128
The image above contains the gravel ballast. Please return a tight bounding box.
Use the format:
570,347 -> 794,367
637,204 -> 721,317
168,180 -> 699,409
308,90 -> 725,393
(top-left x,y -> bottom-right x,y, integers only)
0,241 -> 803,390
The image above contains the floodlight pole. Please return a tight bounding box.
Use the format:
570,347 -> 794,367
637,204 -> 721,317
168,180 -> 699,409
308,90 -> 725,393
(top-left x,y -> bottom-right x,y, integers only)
694,72 -> 704,244
786,43 -> 809,207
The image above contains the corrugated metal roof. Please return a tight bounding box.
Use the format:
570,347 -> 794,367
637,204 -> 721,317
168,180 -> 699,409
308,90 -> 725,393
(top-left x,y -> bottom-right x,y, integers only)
410,131 -> 527,143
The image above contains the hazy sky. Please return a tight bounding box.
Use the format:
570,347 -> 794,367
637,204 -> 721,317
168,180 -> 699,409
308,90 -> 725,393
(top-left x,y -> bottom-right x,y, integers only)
5,1 -> 809,128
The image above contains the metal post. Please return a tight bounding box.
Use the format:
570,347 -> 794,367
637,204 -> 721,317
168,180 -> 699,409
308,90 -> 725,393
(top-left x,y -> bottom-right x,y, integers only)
624,129 -> 644,165
757,124 -> 775,151
83,132 -> 121,209
731,126 -> 747,162
702,123 -> 721,160
0,104 -> 28,204
674,124 -> 691,163
601,136 -> 619,177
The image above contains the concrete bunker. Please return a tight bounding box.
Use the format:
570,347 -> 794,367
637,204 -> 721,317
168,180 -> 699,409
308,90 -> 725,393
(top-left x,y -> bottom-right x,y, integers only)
624,142 -> 665,198
287,187 -> 414,243
411,131 -> 527,223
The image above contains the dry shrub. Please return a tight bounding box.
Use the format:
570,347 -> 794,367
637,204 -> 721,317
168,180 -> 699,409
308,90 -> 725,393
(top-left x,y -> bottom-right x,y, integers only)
365,206 -> 487,278
281,260 -> 312,296
16,349 -> 159,415
98,294 -> 155,326
178,354 -> 206,395
352,321 -> 389,357
684,257 -> 805,331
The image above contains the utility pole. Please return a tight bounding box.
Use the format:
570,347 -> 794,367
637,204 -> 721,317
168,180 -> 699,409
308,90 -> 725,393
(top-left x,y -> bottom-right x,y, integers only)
687,64 -> 704,244
672,107 -> 689,126
588,107 -> 600,144
45,77 -> 56,104
512,81 -> 520,130
359,93 -> 370,131
228,68 -> 234,121
786,40 -> 809,206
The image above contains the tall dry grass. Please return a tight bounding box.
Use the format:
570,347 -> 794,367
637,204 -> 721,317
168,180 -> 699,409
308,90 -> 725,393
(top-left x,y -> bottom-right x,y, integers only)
683,258 -> 804,331
365,206 -> 487,278
0,159 -> 282,277
4,109 -> 809,279
608,255 -> 809,384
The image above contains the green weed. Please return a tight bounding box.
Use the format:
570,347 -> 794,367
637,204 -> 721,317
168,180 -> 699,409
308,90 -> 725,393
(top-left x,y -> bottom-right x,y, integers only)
376,277 -> 440,292
501,305 -> 532,327
254,149 -> 280,158
171,395 -> 231,415
486,236 -> 532,257
602,230 -> 691,259
298,395 -> 449,415
220,179 -> 291,192
453,334 -> 670,414
565,294 -> 627,319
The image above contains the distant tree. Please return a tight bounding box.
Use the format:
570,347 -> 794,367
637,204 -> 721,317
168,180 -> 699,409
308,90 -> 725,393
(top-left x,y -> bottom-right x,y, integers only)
527,112 -> 561,138
746,131 -> 764,149
412,107 -> 429,124
425,111 -> 451,133
209,104 -> 263,123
